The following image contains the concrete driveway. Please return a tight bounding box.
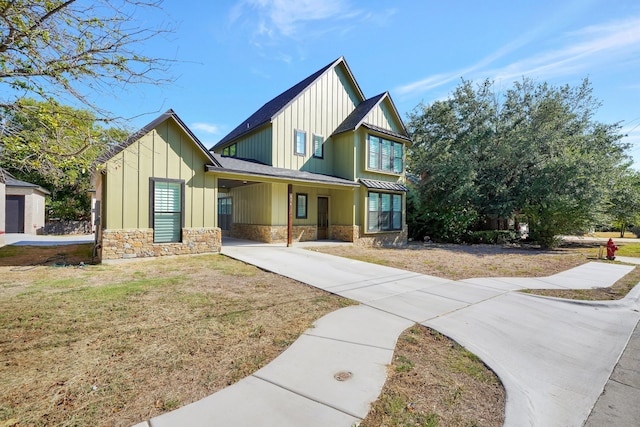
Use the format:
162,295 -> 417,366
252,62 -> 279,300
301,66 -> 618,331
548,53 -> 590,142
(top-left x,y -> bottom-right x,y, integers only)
141,240 -> 640,427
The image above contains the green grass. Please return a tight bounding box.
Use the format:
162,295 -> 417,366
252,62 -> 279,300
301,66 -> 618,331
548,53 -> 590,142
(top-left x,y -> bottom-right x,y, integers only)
365,393 -> 440,427
450,345 -> 496,383
394,355 -> 414,373
592,231 -> 638,238
616,242 -> 640,257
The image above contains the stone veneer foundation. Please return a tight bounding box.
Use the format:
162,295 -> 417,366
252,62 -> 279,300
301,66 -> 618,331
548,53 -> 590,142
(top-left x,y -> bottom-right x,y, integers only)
357,226 -> 409,247
100,228 -> 221,260
230,223 -> 320,243
230,223 -> 407,246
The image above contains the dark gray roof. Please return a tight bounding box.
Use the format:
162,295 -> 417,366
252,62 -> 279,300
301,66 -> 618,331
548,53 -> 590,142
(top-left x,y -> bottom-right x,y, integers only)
97,110 -> 220,167
208,154 -> 359,187
332,93 -> 386,136
212,57 -> 364,150
332,92 -> 411,142
3,170 -> 50,194
360,178 -> 408,192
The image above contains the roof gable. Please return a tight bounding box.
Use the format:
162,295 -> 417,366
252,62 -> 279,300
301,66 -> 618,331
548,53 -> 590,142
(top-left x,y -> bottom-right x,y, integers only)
98,110 -> 220,166
213,57 -> 365,149
332,92 -> 410,141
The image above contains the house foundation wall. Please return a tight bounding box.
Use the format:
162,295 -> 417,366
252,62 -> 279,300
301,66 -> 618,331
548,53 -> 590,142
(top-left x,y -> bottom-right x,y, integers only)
357,227 -> 408,247
230,223 -> 318,243
100,227 -> 221,260
330,225 -> 359,242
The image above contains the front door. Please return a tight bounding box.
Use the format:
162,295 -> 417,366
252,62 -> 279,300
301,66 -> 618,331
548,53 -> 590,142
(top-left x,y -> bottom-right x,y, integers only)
6,195 -> 25,233
317,197 -> 328,240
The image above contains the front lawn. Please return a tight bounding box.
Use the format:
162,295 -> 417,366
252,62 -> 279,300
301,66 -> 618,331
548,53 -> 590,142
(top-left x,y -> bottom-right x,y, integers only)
0,252 -> 348,426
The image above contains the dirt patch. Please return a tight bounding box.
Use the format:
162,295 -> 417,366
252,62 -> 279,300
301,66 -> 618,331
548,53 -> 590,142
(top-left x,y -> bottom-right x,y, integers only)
361,326 -> 504,427
0,243 -> 94,267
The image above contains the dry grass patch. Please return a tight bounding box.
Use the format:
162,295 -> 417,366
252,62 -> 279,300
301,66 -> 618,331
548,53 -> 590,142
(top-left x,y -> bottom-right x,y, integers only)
361,326 -> 504,427
311,242 -> 587,280
0,253 -> 349,426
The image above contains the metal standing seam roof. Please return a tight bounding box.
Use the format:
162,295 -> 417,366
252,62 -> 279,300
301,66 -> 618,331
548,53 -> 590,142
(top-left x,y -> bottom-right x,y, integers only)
208,154 -> 359,187
359,178 -> 408,192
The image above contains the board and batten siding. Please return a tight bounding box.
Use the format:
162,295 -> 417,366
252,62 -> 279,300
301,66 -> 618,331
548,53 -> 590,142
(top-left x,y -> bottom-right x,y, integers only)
271,64 -> 361,172
230,183 -> 273,225
102,120 -> 217,230
232,125 -> 273,165
230,181 -> 356,227
363,98 -> 405,135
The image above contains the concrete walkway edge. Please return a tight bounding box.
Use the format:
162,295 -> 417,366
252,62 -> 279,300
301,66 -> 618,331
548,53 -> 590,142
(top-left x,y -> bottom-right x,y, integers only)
134,242 -> 640,426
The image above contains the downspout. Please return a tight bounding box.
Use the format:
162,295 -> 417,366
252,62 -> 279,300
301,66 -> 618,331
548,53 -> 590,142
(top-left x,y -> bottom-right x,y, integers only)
287,184 -> 293,247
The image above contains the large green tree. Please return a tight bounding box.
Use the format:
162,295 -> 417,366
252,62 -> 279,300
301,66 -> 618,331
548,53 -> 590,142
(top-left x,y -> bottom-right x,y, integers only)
607,168 -> 640,237
0,0 -> 170,218
1,99 -> 128,219
407,78 -> 628,247
0,0 -> 171,115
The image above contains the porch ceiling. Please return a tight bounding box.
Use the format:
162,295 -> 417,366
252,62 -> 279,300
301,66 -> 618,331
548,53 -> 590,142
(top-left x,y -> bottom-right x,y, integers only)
218,178 -> 260,189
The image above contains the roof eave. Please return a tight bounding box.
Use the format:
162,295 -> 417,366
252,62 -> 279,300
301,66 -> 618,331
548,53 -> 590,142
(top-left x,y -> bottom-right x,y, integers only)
205,165 -> 359,188
211,122 -> 271,151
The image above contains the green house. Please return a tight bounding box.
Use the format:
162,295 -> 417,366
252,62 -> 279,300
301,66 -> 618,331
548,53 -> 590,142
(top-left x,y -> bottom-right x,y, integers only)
94,57 -> 410,260
210,56 -> 410,246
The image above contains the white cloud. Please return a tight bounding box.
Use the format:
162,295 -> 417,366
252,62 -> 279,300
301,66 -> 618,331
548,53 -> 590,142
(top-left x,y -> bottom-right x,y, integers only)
191,122 -> 221,134
492,16 -> 640,82
231,0 -> 350,38
229,0 -> 393,46
396,15 -> 640,97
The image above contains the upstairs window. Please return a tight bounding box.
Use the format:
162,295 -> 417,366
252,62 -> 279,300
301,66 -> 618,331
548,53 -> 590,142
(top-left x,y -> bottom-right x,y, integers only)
312,134 -> 324,158
222,143 -> 237,157
151,179 -> 184,243
294,130 -> 306,156
367,135 -> 403,174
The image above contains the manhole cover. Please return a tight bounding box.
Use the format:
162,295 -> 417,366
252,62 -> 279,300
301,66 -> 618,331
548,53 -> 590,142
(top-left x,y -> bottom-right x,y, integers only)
334,371 -> 353,381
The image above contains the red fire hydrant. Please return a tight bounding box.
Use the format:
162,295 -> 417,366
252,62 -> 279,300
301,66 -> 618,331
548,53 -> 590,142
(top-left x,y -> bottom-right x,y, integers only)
606,238 -> 618,260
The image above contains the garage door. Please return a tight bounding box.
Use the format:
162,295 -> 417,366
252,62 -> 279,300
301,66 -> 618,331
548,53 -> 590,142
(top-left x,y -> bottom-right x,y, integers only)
6,195 -> 25,233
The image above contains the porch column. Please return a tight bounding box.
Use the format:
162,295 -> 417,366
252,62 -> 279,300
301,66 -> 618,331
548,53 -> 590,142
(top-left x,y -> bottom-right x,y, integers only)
287,184 -> 293,247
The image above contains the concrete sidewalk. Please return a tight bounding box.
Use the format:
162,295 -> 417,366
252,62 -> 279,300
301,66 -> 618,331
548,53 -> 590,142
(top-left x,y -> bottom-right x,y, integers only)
137,241 -> 640,427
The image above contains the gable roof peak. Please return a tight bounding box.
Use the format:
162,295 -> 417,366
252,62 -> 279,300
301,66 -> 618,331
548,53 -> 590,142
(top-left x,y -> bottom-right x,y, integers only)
96,109 -> 220,167
212,56 -> 364,150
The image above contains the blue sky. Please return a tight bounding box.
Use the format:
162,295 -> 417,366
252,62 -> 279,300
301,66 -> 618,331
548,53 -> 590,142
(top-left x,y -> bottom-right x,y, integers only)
104,0 -> 640,165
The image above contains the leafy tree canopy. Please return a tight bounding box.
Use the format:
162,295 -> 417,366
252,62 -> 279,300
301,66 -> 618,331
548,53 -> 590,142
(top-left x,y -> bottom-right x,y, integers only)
0,0 -> 171,117
407,78 -> 629,247
1,98 -> 129,219
0,0 -> 170,219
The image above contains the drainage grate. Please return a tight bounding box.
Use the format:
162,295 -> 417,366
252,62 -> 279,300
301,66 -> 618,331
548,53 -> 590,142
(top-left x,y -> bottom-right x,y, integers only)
333,371 -> 353,381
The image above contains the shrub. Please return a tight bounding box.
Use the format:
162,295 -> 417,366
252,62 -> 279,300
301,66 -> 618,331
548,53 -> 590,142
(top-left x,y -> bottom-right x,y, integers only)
465,230 -> 517,244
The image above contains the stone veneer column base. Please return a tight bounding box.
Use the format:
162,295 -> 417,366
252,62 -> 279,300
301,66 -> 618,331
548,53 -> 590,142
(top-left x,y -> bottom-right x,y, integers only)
330,225 -> 359,242
100,228 -> 221,261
